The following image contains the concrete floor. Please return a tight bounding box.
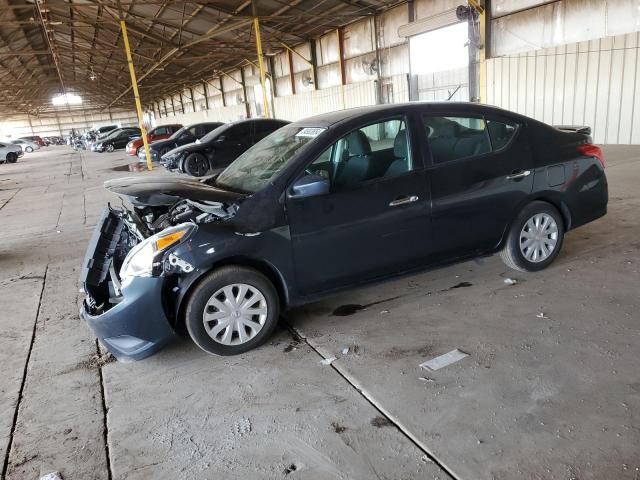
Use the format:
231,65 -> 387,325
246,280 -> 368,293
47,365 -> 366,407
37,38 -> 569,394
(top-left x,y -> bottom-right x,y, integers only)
0,145 -> 638,480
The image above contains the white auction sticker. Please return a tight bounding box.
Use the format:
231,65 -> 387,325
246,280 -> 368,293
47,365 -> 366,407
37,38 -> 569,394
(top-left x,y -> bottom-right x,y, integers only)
296,127 -> 326,138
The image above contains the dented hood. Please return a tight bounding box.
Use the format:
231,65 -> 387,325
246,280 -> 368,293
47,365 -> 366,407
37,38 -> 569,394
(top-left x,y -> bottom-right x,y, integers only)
104,176 -> 247,207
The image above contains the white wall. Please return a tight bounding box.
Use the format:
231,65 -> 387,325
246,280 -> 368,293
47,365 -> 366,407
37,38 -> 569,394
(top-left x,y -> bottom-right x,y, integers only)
0,109 -> 138,139
487,32 -> 640,144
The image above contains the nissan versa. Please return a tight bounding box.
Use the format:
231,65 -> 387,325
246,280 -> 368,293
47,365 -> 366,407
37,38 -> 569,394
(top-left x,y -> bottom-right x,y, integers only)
80,103 -> 608,361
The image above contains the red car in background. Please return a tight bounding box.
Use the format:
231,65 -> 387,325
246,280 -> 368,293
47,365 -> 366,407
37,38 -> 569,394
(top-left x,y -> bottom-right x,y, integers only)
126,124 -> 182,156
19,136 -> 46,147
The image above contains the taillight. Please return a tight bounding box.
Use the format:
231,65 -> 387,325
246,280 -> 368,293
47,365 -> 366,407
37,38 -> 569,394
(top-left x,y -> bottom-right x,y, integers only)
577,144 -> 605,169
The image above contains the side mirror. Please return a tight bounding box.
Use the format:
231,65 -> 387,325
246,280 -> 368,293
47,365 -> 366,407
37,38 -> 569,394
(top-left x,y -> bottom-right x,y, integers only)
290,175 -> 330,199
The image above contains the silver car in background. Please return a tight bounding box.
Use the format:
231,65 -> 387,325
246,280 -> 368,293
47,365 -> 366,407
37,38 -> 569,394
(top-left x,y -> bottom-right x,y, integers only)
11,139 -> 40,153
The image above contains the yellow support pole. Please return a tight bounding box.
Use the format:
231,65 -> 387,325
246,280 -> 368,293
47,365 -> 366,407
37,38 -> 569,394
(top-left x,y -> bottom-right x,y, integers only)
253,17 -> 270,118
120,19 -> 153,170
469,0 -> 486,103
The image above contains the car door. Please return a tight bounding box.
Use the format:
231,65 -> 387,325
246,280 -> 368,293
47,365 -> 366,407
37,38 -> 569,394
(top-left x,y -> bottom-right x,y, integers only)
421,112 -> 534,257
286,116 -> 432,295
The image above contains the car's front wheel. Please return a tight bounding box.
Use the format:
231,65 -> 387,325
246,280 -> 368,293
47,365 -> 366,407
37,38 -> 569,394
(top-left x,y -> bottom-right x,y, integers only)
6,153 -> 18,163
185,266 -> 280,356
183,153 -> 210,177
500,201 -> 565,272
105,143 -> 115,152
25,146 -> 33,153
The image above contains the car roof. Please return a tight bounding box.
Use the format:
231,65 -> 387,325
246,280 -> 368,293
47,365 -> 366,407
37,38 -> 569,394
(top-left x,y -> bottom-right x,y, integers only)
290,102 -> 528,128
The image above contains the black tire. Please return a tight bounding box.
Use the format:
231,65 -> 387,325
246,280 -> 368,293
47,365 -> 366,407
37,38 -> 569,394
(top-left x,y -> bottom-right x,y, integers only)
183,152 -> 210,177
500,201 -> 565,272
105,143 -> 115,153
185,266 -> 280,356
6,153 -> 18,163
25,146 -> 33,153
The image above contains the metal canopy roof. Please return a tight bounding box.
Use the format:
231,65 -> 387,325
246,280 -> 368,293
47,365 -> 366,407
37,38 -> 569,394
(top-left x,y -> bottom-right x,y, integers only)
0,0 -> 402,115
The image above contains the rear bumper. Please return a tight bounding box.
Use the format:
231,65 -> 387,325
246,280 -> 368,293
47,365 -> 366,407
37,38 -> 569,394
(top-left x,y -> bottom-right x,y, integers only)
81,276 -> 176,361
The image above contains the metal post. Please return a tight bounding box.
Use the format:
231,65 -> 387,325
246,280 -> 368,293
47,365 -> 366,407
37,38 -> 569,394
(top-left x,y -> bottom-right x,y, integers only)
337,28 -> 346,85
252,12 -> 270,118
239,67 -> 251,118
202,82 -> 210,110
287,49 -> 296,94
309,39 -> 319,91
119,19 -> 152,170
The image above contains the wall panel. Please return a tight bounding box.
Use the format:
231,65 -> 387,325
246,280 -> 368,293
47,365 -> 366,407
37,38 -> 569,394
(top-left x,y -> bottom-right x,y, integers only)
486,32 -> 640,144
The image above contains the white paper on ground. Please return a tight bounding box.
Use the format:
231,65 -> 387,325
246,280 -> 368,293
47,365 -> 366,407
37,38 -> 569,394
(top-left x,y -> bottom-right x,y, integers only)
420,349 -> 468,371
40,473 -> 63,480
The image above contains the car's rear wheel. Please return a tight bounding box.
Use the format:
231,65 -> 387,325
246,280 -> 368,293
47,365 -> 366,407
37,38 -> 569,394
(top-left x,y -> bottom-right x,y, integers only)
185,266 -> 280,356
6,153 -> 18,163
25,146 -> 33,153
500,201 -> 564,272
183,153 -> 210,177
105,143 -> 115,152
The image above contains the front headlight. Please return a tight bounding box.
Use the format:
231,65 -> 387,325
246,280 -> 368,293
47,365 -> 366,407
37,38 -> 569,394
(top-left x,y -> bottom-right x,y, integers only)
119,223 -> 196,285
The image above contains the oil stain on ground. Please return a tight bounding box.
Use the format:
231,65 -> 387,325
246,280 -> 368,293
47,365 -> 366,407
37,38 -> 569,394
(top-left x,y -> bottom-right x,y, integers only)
332,295 -> 402,316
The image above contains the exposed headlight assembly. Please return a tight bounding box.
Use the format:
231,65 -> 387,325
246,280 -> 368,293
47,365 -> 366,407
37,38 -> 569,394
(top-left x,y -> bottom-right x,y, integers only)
119,223 -> 196,285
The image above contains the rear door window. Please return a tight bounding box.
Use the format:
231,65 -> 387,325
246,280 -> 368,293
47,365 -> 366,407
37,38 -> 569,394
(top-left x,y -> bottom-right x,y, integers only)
422,116 -> 491,164
153,126 -> 168,135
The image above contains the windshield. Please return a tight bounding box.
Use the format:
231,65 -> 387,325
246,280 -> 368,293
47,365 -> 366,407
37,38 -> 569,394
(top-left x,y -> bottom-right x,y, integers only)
216,125 -> 321,193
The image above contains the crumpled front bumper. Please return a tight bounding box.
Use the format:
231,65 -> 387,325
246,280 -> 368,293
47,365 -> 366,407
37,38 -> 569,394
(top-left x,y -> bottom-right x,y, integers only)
80,207 -> 176,361
80,276 -> 176,361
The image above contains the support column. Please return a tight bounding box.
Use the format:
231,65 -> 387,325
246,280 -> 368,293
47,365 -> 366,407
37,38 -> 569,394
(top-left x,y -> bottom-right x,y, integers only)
239,68 -> 251,118
202,82 -> 210,110
309,39 -> 318,90
252,0 -> 270,118
287,49 -> 296,94
119,16 -> 153,170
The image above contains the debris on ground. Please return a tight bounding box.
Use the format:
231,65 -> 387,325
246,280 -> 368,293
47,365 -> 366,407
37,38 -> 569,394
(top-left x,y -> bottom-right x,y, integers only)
77,352 -> 116,369
331,421 -> 347,433
40,473 -> 63,480
420,349 -> 469,371
341,347 -> 349,355
370,416 -> 393,428
536,312 -> 549,319
320,356 -> 337,366
418,376 -> 435,383
380,309 -> 389,314
503,278 -> 518,285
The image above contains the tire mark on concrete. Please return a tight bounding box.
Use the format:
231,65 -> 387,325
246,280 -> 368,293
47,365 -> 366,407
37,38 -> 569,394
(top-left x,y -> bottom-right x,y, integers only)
1,265 -> 48,478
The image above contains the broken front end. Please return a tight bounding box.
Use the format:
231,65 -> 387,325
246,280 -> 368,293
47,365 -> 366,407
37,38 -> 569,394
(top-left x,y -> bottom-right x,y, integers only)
80,193 -> 238,361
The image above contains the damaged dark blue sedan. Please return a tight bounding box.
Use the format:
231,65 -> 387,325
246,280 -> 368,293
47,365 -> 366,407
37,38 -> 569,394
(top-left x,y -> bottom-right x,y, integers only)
80,103 -> 608,361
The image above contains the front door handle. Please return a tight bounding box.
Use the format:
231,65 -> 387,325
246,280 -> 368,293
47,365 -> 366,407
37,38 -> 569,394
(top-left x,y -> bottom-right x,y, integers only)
506,169 -> 531,180
389,195 -> 419,207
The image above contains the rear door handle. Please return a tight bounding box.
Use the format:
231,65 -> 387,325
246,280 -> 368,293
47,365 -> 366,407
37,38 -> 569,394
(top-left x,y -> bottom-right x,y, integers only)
389,195 -> 419,207
506,170 -> 531,180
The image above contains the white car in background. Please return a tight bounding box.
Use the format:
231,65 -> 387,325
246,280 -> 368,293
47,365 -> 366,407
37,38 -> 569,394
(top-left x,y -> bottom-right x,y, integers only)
10,139 -> 40,153
0,142 -> 23,164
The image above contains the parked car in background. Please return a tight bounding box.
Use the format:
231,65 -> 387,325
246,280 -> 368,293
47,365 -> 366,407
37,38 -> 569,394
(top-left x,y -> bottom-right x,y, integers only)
162,119 -> 289,177
11,139 -> 40,153
19,136 -> 45,147
126,124 -> 182,156
0,142 -> 24,164
137,122 -> 223,163
81,102 -> 608,360
95,125 -> 118,137
92,127 -> 141,152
